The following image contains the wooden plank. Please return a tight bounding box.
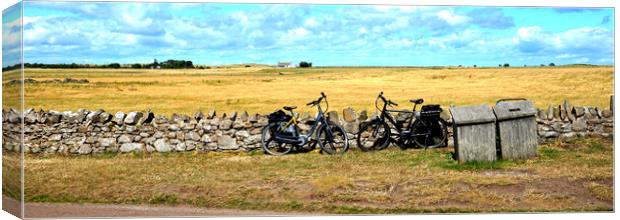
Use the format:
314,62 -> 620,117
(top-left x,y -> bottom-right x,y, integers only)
497,117 -> 538,159
455,123 -> 497,162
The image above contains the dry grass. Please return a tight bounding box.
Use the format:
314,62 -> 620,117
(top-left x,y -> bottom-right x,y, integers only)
6,138 -> 612,214
0,66 -> 613,115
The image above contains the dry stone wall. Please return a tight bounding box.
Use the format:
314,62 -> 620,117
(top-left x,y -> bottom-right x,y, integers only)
1,99 -> 614,155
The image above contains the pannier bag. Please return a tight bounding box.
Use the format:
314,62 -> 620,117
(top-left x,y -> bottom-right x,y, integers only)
267,110 -> 292,123
420,104 -> 442,119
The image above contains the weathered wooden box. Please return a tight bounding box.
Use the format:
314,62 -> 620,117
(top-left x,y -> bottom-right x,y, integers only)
449,105 -> 497,162
493,99 -> 538,159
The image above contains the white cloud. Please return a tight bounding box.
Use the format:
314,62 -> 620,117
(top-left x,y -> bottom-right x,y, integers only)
359,27 -> 367,34
304,18 -> 318,27
436,10 -> 469,26
514,26 -> 612,55
382,38 -> 414,49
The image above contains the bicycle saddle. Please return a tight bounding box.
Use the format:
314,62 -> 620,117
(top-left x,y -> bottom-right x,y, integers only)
409,99 -> 424,104
283,106 -> 297,111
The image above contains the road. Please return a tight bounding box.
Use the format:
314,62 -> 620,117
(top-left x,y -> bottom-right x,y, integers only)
3,196 -> 306,218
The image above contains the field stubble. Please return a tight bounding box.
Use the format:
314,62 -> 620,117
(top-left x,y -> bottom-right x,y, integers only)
1,66 -> 613,115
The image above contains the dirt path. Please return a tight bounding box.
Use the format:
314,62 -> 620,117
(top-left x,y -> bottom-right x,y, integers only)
3,196 -> 307,218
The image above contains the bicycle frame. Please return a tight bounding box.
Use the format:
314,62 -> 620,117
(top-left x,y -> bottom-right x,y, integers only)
276,96 -> 332,144
378,101 -> 416,135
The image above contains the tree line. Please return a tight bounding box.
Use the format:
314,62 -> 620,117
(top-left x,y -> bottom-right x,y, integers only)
2,59 -> 195,71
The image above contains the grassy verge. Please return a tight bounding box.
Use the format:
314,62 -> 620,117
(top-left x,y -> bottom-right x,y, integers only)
9,138 -> 613,213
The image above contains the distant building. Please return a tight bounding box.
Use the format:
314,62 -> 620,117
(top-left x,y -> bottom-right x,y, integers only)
277,61 -> 293,68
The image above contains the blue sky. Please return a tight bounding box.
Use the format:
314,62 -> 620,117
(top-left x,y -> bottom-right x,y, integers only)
3,2 -> 615,67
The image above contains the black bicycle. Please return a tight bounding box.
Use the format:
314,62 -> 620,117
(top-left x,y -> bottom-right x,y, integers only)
261,92 -> 349,156
356,92 -> 448,151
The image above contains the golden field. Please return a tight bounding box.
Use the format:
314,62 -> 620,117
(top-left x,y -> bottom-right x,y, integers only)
1,66 -> 614,115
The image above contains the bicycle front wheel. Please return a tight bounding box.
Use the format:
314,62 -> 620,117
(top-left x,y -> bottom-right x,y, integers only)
317,124 -> 349,155
356,120 -> 390,151
412,119 -> 448,149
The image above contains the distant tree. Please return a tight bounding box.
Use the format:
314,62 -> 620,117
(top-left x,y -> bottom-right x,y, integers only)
131,63 -> 142,68
498,64 -> 502,67
473,65 -> 477,68
299,61 -> 312,68
503,63 -> 510,67
108,63 -> 121,69
540,64 -> 545,67
549,62 -> 556,67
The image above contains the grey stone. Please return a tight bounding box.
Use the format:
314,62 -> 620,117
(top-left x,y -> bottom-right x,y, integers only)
232,120 -> 245,129
219,119 -> 233,130
24,108 -> 37,124
601,109 -> 612,118
342,107 -> 356,122
168,124 -> 180,131
572,117 -> 587,132
113,112 -> 125,124
99,138 -> 116,148
77,144 -> 92,155
255,117 -> 268,127
239,111 -> 249,122
194,111 -> 204,121
572,107 -> 586,117
358,110 -> 368,121
217,135 -> 238,150
117,134 -> 132,143
154,131 -> 164,138
207,109 -> 216,119
327,111 -> 340,125
560,132 -> 577,140
185,141 -> 196,151
145,144 -> 156,153
244,134 -> 261,145
154,139 -> 172,152
119,143 -> 143,153
142,136 -> 156,145
85,136 -> 96,144
200,134 -> 211,143
235,130 -> 250,139
175,142 -> 187,151
540,131 -> 559,138
49,134 -> 62,141
139,111 -> 155,124
124,112 -> 144,125
187,131 -> 201,141
98,112 -> 112,123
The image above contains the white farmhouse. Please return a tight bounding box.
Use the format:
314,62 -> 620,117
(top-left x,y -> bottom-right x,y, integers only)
277,61 -> 293,68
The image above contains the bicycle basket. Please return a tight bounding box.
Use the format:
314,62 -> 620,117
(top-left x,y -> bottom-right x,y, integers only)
267,110 -> 292,123
420,105 -> 442,119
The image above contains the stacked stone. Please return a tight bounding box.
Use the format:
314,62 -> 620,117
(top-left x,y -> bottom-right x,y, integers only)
2,108 -> 269,155
1,99 -> 614,155
536,100 -> 613,142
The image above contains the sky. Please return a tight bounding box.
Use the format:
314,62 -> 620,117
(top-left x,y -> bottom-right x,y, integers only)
2,2 -> 615,67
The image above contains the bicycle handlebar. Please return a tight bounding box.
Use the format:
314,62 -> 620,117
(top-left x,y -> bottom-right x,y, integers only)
375,91 -> 398,111
307,92 -> 329,111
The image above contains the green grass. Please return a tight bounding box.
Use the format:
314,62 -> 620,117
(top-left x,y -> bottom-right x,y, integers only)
3,138 -> 613,214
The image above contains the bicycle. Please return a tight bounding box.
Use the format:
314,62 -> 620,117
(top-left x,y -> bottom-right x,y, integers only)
261,92 -> 349,156
356,91 -> 448,151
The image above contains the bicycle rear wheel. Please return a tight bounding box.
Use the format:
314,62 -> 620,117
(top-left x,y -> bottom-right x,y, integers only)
412,119 -> 448,149
261,124 -> 294,155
